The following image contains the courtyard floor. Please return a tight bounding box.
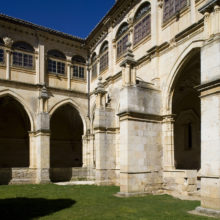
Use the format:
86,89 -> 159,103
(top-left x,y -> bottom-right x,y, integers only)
0,184 -> 213,220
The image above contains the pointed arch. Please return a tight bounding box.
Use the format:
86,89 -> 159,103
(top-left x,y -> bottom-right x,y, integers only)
0,90 -> 34,131
162,40 -> 204,115
49,98 -> 87,135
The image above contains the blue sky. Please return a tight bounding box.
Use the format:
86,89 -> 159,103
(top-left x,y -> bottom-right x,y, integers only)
0,0 -> 115,38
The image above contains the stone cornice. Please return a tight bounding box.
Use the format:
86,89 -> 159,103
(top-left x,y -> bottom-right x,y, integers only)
0,79 -> 87,99
199,0 -> 220,14
118,111 -> 163,123
196,78 -> 220,92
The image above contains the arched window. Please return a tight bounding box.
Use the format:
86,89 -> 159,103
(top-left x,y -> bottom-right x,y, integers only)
99,41 -> 108,73
91,52 -> 97,80
12,41 -> 34,69
163,0 -> 187,22
72,55 -> 86,79
116,22 -> 129,59
0,38 -> 4,63
47,50 -> 66,75
133,2 -> 151,45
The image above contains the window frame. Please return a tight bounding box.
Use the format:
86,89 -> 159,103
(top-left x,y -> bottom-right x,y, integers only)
72,64 -> 85,80
99,42 -> 109,74
12,49 -> 35,70
163,0 -> 188,23
116,23 -> 129,60
71,55 -> 86,80
0,48 -> 4,64
47,57 -> 66,75
133,3 -> 151,46
91,53 -> 98,81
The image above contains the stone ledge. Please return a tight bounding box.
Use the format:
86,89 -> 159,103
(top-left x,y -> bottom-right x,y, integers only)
114,192 -> 150,198
189,206 -> 220,218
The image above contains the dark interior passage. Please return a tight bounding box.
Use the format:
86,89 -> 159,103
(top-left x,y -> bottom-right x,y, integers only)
50,104 -> 83,168
0,96 -> 30,167
172,50 -> 201,170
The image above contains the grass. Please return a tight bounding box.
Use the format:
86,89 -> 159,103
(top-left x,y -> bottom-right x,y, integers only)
0,184 -> 213,220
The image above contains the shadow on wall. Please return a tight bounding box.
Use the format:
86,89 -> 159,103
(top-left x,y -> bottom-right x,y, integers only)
0,168 -> 12,184
0,198 -> 75,220
50,168 -> 72,182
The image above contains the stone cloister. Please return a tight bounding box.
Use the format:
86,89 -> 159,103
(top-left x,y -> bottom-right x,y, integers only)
0,0 -> 220,216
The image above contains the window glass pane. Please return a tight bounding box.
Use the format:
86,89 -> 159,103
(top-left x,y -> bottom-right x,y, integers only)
92,63 -> 97,80
0,49 -> 4,63
100,52 -> 108,73
117,34 -> 128,58
57,62 -> 65,74
79,67 -> 84,78
163,0 -> 187,22
24,54 -> 33,67
13,52 -> 23,66
73,65 -> 78,77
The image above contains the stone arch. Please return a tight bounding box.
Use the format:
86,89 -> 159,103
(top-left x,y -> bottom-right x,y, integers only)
163,40 -> 204,115
49,99 -> 85,182
0,94 -> 31,170
133,1 -> 151,22
49,98 -> 87,135
0,90 -> 35,131
162,42 -> 202,171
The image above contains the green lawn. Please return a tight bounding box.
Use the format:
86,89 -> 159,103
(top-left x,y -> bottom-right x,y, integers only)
0,184 -> 212,220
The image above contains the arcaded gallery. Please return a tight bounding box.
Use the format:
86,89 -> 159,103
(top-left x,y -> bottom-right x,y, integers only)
0,0 -> 220,215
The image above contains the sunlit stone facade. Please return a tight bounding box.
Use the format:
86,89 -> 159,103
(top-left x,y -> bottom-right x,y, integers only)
0,0 -> 220,214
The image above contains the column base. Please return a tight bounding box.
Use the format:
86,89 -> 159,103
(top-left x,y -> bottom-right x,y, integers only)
36,168 -> 50,184
190,206 -> 220,218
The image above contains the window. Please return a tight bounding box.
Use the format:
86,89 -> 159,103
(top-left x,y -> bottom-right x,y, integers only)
13,52 -> 33,68
48,59 -> 65,74
47,50 -> 66,75
72,65 -> 85,79
116,23 -> 129,59
91,53 -> 97,80
0,49 -> 4,63
134,2 -> 151,45
99,41 -> 108,73
72,55 -> 86,79
12,41 -> 34,69
163,0 -> 187,22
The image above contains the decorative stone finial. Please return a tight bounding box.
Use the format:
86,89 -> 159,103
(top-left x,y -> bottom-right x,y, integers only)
40,83 -> 49,100
3,37 -> 13,48
120,41 -> 136,67
95,76 -> 106,94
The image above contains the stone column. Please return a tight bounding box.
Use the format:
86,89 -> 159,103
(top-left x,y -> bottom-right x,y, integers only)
67,62 -> 71,90
196,1 -> 220,215
93,77 -> 107,184
5,50 -> 11,80
3,37 -> 13,80
30,84 -> 50,183
162,115 -> 175,170
36,39 -> 45,84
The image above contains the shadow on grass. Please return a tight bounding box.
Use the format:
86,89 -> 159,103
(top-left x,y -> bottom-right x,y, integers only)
0,197 -> 75,220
